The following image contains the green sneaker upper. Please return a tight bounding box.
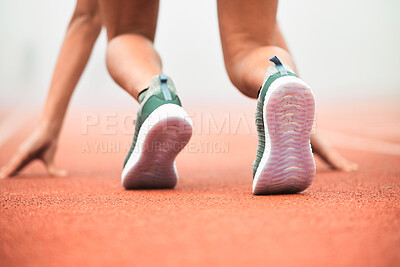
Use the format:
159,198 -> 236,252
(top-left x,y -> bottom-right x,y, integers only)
252,57 -> 298,177
123,74 -> 182,168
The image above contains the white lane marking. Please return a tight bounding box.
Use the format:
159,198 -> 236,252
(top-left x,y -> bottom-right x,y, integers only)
320,130 -> 400,156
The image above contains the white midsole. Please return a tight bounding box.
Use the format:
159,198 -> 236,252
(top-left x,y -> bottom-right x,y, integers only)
121,104 -> 193,184
252,76 -> 314,193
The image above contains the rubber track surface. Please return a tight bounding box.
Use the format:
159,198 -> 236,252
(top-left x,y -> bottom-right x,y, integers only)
1,104 -> 399,267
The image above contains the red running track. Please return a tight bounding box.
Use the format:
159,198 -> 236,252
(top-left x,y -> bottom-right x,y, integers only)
1,102 -> 399,266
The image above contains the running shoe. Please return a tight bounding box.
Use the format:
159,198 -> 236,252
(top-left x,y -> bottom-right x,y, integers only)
252,56 -> 316,195
122,74 -> 193,189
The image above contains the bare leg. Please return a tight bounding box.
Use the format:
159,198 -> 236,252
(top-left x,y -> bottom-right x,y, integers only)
0,0 -> 101,179
217,0 -> 358,172
217,0 -> 295,98
99,0 -> 161,100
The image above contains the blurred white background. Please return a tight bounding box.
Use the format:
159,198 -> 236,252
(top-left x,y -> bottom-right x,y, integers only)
0,0 -> 399,110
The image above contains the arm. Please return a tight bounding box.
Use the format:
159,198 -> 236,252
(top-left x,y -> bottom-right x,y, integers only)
0,0 -> 101,178
311,132 -> 358,172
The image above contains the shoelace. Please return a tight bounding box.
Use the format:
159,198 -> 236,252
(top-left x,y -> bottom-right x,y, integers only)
159,74 -> 172,101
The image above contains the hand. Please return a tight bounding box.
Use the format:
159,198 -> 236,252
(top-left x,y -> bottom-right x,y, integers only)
323,150 -> 359,172
310,133 -> 358,172
0,127 -> 67,179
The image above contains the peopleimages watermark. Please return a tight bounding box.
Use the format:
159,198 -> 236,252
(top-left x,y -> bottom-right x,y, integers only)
80,111 -> 317,136
79,111 -> 316,154
81,140 -> 229,154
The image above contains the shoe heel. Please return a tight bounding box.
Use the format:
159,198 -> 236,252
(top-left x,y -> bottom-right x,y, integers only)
253,77 -> 316,194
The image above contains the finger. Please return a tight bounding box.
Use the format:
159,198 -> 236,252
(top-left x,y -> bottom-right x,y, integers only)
41,145 -> 67,177
0,167 -> 8,179
0,149 -> 34,178
337,160 -> 359,172
339,158 -> 359,172
346,162 -> 359,172
46,163 -> 68,177
353,163 -> 359,171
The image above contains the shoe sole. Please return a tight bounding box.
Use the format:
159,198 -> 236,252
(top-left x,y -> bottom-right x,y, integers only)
253,76 -> 316,195
122,104 -> 193,189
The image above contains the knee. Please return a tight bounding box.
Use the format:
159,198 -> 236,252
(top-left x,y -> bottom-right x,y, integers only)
223,46 -> 293,98
105,34 -> 160,68
223,46 -> 262,98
